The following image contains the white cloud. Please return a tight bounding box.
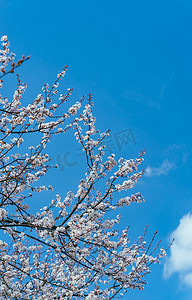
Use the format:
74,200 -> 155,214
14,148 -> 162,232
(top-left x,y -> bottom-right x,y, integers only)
164,213 -> 192,288
183,273 -> 192,288
145,159 -> 175,177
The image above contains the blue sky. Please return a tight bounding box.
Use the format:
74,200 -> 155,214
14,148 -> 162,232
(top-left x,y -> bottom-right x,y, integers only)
1,0 -> 192,299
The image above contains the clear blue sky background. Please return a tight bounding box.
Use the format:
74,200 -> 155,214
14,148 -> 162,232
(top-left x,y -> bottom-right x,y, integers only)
0,1 -> 192,299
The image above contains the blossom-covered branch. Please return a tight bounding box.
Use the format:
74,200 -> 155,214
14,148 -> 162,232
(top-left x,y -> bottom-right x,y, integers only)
0,36 -> 166,300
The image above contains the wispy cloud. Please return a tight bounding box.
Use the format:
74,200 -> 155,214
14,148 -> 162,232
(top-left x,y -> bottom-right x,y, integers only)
164,213 -> 192,288
123,87 -> 161,110
145,159 -> 175,177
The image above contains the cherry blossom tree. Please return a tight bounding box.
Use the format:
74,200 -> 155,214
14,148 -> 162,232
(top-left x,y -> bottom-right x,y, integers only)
0,35 -> 166,299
